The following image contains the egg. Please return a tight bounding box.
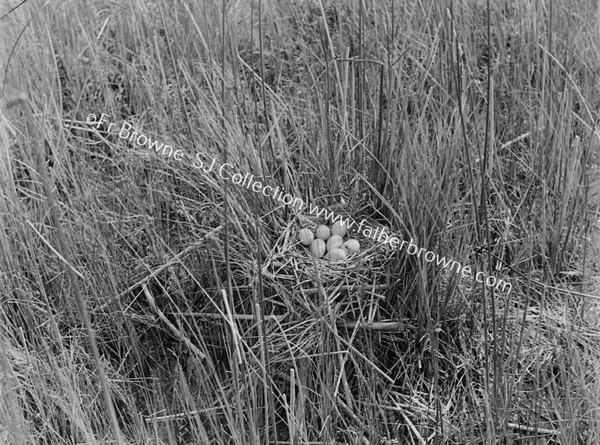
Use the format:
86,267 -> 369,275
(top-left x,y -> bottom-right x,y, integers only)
315,225 -> 331,241
298,228 -> 314,246
331,221 -> 348,237
328,248 -> 347,261
309,239 -> 326,258
343,239 -> 360,254
326,234 -> 343,252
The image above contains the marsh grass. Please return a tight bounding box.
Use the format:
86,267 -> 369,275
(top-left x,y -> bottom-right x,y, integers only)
1,0 -> 600,443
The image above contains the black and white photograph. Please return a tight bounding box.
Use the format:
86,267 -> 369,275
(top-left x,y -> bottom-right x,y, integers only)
1,0 -> 600,443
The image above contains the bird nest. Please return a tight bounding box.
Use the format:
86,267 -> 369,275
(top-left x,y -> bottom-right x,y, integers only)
261,220 -> 393,314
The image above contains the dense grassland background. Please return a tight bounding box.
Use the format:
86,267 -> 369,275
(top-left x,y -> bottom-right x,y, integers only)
2,0 -> 600,443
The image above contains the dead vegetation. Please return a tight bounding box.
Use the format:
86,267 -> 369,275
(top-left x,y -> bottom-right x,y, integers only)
1,0 -> 600,444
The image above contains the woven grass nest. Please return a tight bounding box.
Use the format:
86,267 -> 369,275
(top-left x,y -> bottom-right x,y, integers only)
262,218 -> 393,315
253,219 -> 400,440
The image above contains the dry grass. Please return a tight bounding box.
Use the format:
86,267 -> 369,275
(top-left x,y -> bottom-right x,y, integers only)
1,0 -> 600,444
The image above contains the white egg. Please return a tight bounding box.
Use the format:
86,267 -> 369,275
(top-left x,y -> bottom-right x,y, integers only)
298,228 -> 314,246
331,221 -> 348,237
328,248 -> 347,261
310,239 -> 326,258
327,234 -> 343,252
315,225 -> 331,241
343,239 -> 360,254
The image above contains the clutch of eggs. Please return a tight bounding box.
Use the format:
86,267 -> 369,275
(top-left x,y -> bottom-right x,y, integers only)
298,222 -> 360,261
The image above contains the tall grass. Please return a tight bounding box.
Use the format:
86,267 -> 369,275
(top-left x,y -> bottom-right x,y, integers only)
1,0 -> 600,443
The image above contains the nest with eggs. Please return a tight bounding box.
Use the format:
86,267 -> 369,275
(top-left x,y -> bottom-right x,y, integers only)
262,218 -> 392,303
252,218 -> 399,441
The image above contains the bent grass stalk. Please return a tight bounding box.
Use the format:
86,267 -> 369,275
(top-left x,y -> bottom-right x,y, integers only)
7,94 -> 124,445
